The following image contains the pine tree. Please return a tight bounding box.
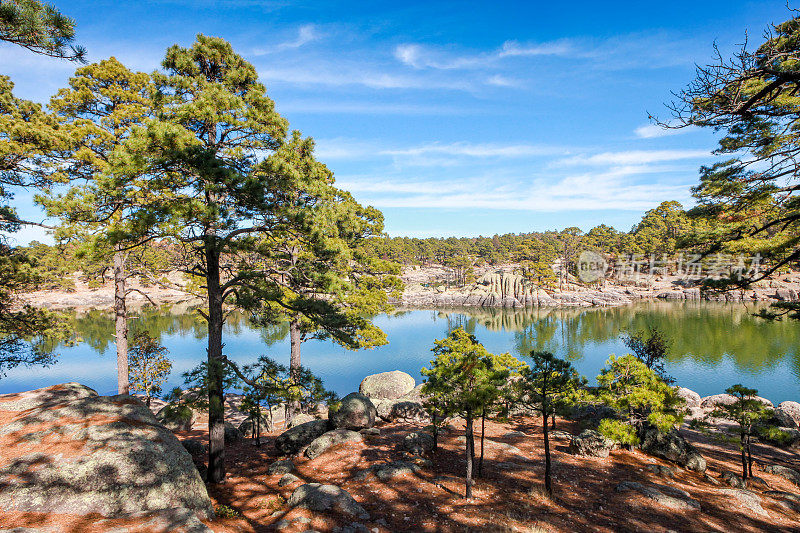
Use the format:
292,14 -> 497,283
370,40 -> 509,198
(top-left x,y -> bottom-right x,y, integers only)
128,331 -> 172,408
234,132 -> 401,421
40,57 -> 155,395
595,354 -> 684,445
420,328 -> 509,499
664,14 -> 800,317
0,0 -> 84,60
518,351 -> 581,496
708,384 -> 770,482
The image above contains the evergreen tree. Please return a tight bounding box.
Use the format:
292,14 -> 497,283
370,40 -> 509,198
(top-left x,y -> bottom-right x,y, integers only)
40,57 -> 155,394
595,354 -> 684,445
128,331 -> 172,408
420,328 -> 509,498
664,14 -> 800,317
111,35 -> 290,482
0,0 -> 84,60
708,384 -> 770,482
517,350 -> 581,496
621,327 -> 673,384
234,132 -> 401,421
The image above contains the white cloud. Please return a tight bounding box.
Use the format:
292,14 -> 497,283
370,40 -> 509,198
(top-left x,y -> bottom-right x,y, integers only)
253,24 -> 320,55
634,123 -> 697,139
557,149 -> 710,167
486,74 -> 521,88
393,39 -> 570,71
382,142 -> 565,158
498,39 -> 574,58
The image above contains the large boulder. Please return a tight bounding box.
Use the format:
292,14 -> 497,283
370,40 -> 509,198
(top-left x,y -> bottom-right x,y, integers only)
238,414 -> 272,437
223,421 -> 242,444
329,392 -> 377,430
305,429 -> 363,459
676,387 -> 702,408
359,371 -> 416,400
763,464 -> 800,486
402,432 -> 435,455
275,419 -> 331,455
568,430 -> 614,458
701,393 -> 773,409
638,425 -> 706,473
615,481 -> 700,511
388,401 -> 429,423
778,401 -> 800,426
288,413 -> 316,428
0,383 -> 213,520
287,483 -> 369,519
156,403 -> 196,432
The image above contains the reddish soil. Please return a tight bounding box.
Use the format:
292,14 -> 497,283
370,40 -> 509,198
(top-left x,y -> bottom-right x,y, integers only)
174,418 -> 800,533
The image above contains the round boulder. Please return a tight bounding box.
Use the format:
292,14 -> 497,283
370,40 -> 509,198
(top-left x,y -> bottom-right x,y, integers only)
275,419 -> 331,455
288,413 -> 316,428
359,371 -> 415,400
224,421 -> 242,444
287,483 -> 369,519
238,414 -> 271,437
568,429 -> 615,458
701,393 -> 772,409
329,392 -> 377,430
390,401 -> 429,423
305,429 -> 363,459
676,387 -> 702,408
779,401 -> 800,426
156,404 -> 196,432
402,432 -> 434,455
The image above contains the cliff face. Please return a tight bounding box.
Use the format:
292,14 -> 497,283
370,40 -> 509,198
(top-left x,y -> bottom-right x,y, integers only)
398,270 -> 800,309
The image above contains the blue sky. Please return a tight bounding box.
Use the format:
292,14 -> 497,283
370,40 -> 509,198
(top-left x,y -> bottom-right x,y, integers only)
1,0 -> 793,242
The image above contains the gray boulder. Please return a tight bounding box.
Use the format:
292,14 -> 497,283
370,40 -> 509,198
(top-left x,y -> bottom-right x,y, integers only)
278,473 -> 302,487
676,387 -> 702,408
223,421 -> 242,444
275,419 -> 331,455
402,432 -> 435,455
701,393 -> 772,409
267,459 -> 295,476
355,461 -> 421,481
778,401 -> 800,426
305,429 -> 363,459
288,413 -> 316,428
770,407 -> 799,429
720,470 -> 747,489
763,464 -> 800,486
287,483 -> 369,519
638,426 -> 706,473
329,393 -> 377,430
615,481 -> 700,511
0,383 -> 213,519
156,403 -> 196,432
568,430 -> 614,458
388,401 -> 429,423
181,438 -> 207,455
720,489 -> 768,517
359,371 -> 416,400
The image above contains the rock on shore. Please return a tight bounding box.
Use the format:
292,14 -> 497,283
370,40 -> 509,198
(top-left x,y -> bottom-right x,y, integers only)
0,383 -> 213,523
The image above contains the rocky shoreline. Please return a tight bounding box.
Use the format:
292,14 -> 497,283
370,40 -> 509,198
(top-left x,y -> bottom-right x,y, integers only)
396,267 -> 800,309
19,265 -> 800,311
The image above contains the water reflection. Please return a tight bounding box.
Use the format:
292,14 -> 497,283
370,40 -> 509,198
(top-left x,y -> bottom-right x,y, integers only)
6,302 -> 800,403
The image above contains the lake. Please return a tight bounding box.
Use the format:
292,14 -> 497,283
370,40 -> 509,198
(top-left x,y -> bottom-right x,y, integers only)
3,301 -> 800,404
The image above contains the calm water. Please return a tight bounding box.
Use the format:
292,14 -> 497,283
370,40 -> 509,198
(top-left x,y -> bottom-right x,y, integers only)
3,301 -> 800,404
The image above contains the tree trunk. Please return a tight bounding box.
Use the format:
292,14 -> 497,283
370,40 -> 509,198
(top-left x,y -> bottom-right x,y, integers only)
113,250 -> 129,395
740,432 -> 748,480
206,242 -> 226,484
478,408 -> 486,477
287,315 -> 302,422
255,404 -> 261,447
544,408 -> 552,496
432,407 -> 438,452
746,433 -> 753,478
465,411 -> 474,499
551,412 -> 556,430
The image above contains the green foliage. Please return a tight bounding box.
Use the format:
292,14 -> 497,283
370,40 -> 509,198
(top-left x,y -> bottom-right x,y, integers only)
214,505 -> 239,518
0,0 -> 84,60
420,327 -> 512,498
598,418 -> 639,446
621,327 -> 673,383
181,361 -> 240,411
757,425 -> 795,447
666,14 -> 800,316
128,331 -> 172,405
707,384 -> 771,479
595,354 -> 684,433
